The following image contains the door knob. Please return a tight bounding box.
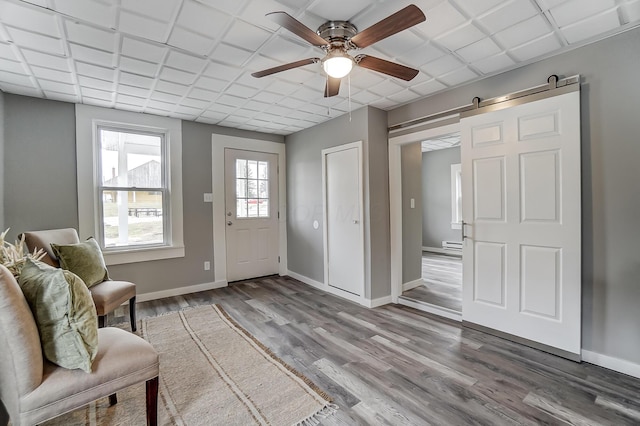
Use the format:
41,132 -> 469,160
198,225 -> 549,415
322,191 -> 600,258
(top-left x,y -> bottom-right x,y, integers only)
227,221 -> 233,226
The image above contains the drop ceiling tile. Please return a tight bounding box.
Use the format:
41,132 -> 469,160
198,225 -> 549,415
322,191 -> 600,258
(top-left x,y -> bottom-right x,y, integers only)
120,0 -> 179,22
549,0 -> 616,27
121,37 -> 167,63
21,49 -> 70,71
165,50 -> 208,73
348,68 -> 386,89
85,97 -> 114,108
477,0 -> 539,34
368,97 -> 397,110
147,99 -> 175,111
624,0 -> 640,21
76,61 -> 114,81
243,99 -> 270,111
224,20 -> 272,52
452,0 -> 506,16
172,112 -> 199,121
39,79 -> 76,94
277,96 -> 307,109
201,0 -> 249,15
411,78 -> 447,96
119,56 -> 159,77
175,1 -> 229,39
115,102 -> 144,112
0,58 -> 26,74
117,84 -> 150,98
225,83 -> 260,98
145,107 -> 171,116
369,28 -> 426,57
423,55 -> 463,76
414,2 -> 467,39
536,0 -> 569,10
203,61 -> 242,81
396,43 -> 445,68
151,91 -> 182,104
181,97 -> 211,108
510,32 -> 562,61
267,79 -> 300,95
387,89 -> 422,104
260,37 -> 314,63
119,71 -> 155,89
369,80 -> 404,97
159,66 -> 197,85
65,21 -> 115,52
0,69 -> 34,87
560,8 -> 621,44
456,37 -> 501,63
155,80 -> 190,95
238,0 -> 295,31
118,11 -> 169,43
174,105 -> 203,115
69,43 -> 113,67
435,23 -> 486,52
291,85 -> 323,100
55,0 -> 116,28
31,66 -> 74,84
6,27 -> 65,55
494,15 -> 552,49
275,67 -> 317,84
189,87 -> 218,101
350,90 -> 380,104
252,90 -> 285,104
0,42 -> 17,60
44,91 -> 79,103
307,0 -> 370,21
0,81 -> 40,96
168,26 -> 215,56
438,67 -> 478,86
207,103 -> 237,115
0,2 -> 60,36
78,75 -> 113,91
210,43 -> 254,67
194,76 -> 227,93
244,54 -> 282,73
81,86 -> 113,101
235,71 -> 274,89
473,52 -> 516,74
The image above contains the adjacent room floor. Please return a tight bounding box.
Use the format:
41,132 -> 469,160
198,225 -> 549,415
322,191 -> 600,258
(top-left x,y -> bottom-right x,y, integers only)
111,275 -> 640,425
401,251 -> 462,312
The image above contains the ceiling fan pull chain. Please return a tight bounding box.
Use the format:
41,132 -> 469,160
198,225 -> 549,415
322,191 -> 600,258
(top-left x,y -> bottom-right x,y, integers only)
348,74 -> 352,122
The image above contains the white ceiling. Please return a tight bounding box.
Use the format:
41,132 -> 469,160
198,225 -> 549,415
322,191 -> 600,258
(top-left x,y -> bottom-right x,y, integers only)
0,0 -> 638,135
422,132 -> 460,151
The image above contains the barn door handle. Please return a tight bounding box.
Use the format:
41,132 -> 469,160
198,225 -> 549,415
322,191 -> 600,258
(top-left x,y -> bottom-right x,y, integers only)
461,221 -> 467,241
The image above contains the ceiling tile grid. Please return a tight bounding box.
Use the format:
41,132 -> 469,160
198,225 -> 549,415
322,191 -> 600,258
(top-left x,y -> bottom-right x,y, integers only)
0,0 -> 637,135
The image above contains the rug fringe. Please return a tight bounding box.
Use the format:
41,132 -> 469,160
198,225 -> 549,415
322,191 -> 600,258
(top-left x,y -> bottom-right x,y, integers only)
295,403 -> 339,426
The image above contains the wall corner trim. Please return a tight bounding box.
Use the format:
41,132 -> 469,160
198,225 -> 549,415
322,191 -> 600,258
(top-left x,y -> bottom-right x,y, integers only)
136,280 -> 228,303
366,296 -> 393,308
581,350 -> 640,379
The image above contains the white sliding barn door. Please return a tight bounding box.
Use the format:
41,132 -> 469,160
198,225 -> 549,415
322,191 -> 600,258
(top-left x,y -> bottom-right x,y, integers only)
461,90 -> 581,357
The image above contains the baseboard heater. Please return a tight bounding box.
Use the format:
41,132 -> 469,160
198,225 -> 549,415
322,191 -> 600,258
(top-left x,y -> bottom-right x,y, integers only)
442,240 -> 463,253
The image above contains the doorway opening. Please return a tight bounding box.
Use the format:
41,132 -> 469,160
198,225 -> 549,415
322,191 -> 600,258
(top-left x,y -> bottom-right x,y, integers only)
397,131 -> 464,319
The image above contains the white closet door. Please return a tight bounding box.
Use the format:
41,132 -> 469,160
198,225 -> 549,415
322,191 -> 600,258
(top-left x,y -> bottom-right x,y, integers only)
461,90 -> 581,356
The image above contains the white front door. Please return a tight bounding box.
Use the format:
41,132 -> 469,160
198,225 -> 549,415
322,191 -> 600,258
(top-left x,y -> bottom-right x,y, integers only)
323,142 -> 364,296
225,149 -> 279,282
461,90 -> 581,356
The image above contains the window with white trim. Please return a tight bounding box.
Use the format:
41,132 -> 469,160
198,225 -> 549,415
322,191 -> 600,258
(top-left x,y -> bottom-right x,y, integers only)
76,104 -> 184,265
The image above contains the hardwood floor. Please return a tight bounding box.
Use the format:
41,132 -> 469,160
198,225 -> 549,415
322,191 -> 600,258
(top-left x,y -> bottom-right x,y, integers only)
110,276 -> 640,425
402,252 -> 462,312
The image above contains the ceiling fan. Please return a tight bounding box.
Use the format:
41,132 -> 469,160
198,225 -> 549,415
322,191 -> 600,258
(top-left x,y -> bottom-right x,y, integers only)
251,5 -> 426,97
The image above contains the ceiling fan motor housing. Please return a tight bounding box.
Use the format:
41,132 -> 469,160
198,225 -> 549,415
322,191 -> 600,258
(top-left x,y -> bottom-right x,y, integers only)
317,21 -> 358,49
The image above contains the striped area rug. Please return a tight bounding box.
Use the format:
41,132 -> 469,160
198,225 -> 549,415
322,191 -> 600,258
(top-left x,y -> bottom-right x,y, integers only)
44,304 -> 336,425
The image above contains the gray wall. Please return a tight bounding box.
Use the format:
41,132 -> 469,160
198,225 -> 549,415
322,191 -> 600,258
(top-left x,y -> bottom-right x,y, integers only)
0,90 -> 4,231
285,106 -> 391,299
401,142 -> 422,284
2,94 -> 283,295
422,147 -> 461,248
389,27 -> 640,364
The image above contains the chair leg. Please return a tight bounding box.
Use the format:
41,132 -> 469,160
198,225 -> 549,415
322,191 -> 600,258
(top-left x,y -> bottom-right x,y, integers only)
109,393 -> 117,406
146,376 -> 159,426
129,296 -> 137,332
98,314 -> 106,328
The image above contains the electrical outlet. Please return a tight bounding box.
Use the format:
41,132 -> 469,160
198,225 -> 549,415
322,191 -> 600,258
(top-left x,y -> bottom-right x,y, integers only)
204,261 -> 211,271
203,193 -> 213,202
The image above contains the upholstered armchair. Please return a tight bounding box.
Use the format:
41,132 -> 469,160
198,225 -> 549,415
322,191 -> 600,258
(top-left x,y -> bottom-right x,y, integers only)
0,265 -> 159,426
22,228 -> 137,331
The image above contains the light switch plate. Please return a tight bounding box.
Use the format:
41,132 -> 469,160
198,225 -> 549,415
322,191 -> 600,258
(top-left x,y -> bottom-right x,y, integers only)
204,193 -> 213,202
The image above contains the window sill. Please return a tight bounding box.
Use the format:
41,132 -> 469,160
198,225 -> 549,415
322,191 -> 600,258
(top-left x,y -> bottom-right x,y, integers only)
103,245 -> 185,265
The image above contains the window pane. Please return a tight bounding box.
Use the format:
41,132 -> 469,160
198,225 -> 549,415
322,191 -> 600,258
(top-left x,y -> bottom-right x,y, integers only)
236,159 -> 247,178
100,129 -> 162,188
258,161 -> 268,179
236,198 -> 248,218
247,199 -> 259,217
248,160 -> 258,179
102,190 -> 164,247
258,180 -> 268,198
247,179 -> 258,198
258,199 -> 269,217
236,179 -> 247,198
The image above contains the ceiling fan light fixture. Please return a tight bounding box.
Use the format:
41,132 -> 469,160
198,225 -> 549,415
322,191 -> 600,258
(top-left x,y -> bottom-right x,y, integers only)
322,52 -> 353,78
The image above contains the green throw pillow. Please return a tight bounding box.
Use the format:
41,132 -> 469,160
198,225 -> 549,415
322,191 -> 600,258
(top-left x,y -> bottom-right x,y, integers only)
18,259 -> 98,373
51,237 -> 109,288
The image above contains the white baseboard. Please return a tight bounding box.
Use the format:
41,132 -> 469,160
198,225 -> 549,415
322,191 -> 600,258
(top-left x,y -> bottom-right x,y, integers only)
397,297 -> 462,322
422,246 -> 462,256
581,350 -> 640,379
402,278 -> 423,292
136,280 -> 228,303
286,270 -> 392,309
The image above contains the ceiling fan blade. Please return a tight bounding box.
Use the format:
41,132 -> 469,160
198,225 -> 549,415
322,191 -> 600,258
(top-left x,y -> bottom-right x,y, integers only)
350,4 -> 426,49
324,76 -> 341,97
251,58 -> 320,78
267,11 -> 329,47
356,55 -> 419,81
